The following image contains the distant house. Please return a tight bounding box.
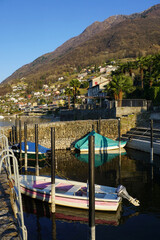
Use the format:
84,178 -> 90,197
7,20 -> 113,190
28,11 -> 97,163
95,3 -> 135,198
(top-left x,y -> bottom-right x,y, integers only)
87,76 -> 110,104
78,72 -> 88,80
58,77 -> 64,81
43,84 -> 49,89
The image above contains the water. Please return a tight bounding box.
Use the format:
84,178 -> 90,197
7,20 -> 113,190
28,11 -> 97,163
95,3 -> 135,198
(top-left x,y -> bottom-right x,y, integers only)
22,149 -> 160,240
0,115 -> 58,127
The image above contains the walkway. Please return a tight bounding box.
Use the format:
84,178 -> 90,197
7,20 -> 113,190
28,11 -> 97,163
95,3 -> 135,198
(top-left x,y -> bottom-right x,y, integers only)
0,168 -> 19,239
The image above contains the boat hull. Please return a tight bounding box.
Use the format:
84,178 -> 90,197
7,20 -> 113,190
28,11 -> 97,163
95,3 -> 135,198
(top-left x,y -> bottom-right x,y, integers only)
13,151 -> 47,161
79,144 -> 126,153
19,175 -> 121,212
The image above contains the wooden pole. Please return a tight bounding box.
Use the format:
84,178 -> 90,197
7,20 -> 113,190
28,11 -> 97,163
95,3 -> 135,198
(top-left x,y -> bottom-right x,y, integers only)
24,122 -> 28,171
98,117 -> 101,134
15,115 -> 18,144
12,126 -> 15,145
118,118 -> 121,154
35,124 -> 39,176
51,127 -> 56,213
18,120 -> 22,173
88,135 -> 95,240
150,119 -> 153,164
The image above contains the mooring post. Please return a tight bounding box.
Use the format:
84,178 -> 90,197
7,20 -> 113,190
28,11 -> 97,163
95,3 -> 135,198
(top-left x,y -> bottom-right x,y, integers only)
9,130 -> 12,145
18,119 -> 22,173
24,122 -> 28,171
98,117 -> 101,134
35,124 -> 39,176
15,116 -> 18,144
118,118 -> 121,154
150,119 -> 153,164
88,135 -> 95,240
12,126 -> 15,145
51,127 -> 56,213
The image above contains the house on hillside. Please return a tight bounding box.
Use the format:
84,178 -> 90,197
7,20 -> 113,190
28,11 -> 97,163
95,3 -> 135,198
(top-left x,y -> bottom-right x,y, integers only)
87,76 -> 110,104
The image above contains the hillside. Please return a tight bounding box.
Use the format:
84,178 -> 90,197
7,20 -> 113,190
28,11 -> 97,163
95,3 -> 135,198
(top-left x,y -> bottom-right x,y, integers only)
2,4 -> 160,89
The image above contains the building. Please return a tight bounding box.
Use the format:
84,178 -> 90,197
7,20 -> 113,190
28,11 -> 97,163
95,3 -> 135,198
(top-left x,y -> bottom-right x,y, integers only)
87,76 -> 110,104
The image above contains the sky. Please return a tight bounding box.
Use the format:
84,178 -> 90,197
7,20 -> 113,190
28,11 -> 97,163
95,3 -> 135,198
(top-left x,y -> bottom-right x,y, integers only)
0,0 -> 159,83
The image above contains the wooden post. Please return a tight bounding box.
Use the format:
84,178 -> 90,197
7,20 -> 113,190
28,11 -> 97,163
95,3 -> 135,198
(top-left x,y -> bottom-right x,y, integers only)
88,135 -> 95,240
19,119 -> 22,159
9,131 -> 12,145
15,115 -> 18,144
35,124 -> 39,176
51,127 -> 56,213
150,119 -> 153,164
118,118 -> 121,154
24,122 -> 28,171
12,126 -> 15,145
98,117 -> 101,134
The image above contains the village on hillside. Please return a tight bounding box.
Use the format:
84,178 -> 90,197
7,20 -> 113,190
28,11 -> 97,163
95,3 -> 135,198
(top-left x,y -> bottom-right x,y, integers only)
0,53 -> 160,118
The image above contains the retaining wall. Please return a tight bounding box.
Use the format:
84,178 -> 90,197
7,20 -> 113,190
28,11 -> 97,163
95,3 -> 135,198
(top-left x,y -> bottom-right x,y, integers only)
2,112 -> 150,150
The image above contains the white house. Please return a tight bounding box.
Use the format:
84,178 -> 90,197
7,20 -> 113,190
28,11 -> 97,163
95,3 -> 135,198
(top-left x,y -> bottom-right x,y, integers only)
87,76 -> 110,104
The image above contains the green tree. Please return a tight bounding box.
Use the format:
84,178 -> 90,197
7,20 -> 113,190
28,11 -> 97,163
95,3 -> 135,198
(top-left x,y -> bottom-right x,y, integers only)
136,56 -> 148,89
105,74 -> 134,106
70,79 -> 81,107
64,87 -> 72,109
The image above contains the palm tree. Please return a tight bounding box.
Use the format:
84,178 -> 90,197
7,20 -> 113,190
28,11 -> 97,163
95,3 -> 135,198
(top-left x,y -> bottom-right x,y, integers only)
136,56 -> 148,89
64,87 -> 72,109
105,74 -> 134,106
70,79 -> 81,107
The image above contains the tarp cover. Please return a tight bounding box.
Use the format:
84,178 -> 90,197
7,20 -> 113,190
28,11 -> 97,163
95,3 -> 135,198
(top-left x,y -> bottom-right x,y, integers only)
74,130 -> 127,151
19,141 -> 50,154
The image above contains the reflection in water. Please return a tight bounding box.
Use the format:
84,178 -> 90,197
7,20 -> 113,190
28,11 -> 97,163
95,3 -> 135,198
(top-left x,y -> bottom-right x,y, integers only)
74,150 -> 126,168
22,149 -> 160,240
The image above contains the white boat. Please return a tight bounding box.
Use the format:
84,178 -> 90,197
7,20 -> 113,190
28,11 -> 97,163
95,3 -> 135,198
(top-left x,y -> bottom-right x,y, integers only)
18,175 -> 121,211
17,175 -> 139,211
126,138 -> 160,155
0,116 -> 4,119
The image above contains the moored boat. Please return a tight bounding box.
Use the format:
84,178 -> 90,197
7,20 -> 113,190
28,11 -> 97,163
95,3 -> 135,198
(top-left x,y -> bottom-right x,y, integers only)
18,175 -> 139,212
19,175 -> 121,211
11,141 -> 50,160
73,130 -> 127,153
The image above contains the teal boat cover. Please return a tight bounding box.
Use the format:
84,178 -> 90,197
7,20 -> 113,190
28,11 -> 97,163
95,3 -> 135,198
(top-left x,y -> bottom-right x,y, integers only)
74,130 -> 127,151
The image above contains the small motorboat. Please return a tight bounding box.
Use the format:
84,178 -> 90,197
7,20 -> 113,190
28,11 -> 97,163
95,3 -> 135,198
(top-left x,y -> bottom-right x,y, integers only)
18,175 -> 140,212
73,131 -> 127,153
11,141 -> 50,160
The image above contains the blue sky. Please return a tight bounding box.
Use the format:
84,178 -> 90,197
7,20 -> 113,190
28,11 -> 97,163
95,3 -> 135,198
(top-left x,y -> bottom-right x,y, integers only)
0,0 -> 159,83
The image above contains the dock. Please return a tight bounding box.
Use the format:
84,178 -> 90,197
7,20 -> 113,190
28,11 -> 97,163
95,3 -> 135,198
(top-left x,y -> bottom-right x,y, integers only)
0,169 -> 19,239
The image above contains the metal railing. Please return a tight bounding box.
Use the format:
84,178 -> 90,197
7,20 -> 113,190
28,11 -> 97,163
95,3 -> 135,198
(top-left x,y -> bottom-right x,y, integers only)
0,133 -> 27,240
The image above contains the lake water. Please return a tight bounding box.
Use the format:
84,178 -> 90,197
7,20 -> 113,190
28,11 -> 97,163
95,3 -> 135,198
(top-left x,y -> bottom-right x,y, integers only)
0,115 -> 58,127
22,149 -> 160,240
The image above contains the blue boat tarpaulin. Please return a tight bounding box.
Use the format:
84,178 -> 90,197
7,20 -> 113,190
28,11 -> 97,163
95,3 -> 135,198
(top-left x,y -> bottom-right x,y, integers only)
18,141 -> 50,154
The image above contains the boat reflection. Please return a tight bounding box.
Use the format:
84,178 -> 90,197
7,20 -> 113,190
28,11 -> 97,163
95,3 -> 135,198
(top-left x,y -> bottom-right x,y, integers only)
74,149 -> 126,167
22,195 -> 123,226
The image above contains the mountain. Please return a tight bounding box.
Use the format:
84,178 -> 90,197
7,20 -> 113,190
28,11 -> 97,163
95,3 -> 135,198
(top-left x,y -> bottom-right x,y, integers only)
2,4 -> 160,87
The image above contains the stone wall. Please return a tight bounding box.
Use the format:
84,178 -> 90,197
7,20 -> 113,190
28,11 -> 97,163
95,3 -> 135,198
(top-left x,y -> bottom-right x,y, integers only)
60,106 -> 148,121
116,106 -> 147,117
3,115 -> 141,150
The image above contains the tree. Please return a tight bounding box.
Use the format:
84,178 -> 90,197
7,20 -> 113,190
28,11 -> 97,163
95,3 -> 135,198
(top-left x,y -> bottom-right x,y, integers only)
105,74 -> 134,106
136,56 -> 148,89
64,87 -> 72,109
70,79 -> 81,107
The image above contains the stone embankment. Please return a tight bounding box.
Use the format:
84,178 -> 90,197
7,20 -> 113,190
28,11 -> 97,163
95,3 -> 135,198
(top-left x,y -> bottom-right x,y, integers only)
2,112 -> 150,150
0,169 -> 19,239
